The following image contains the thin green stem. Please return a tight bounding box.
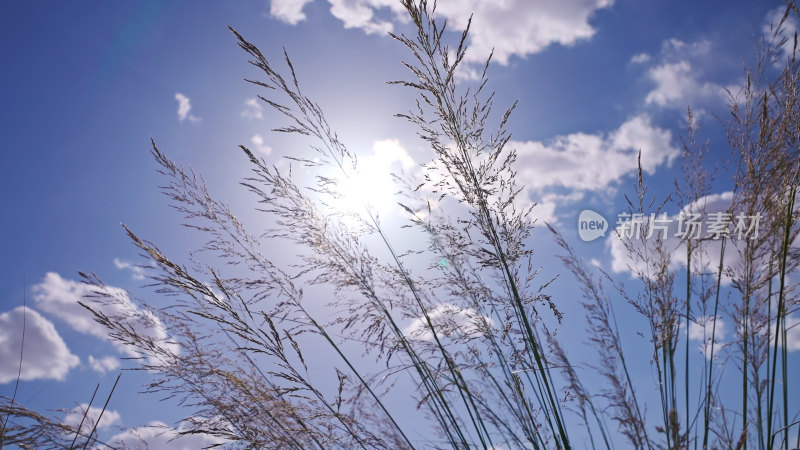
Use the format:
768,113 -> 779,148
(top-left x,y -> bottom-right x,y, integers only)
703,236 -> 726,449
685,243 -> 692,447
767,180 -> 797,450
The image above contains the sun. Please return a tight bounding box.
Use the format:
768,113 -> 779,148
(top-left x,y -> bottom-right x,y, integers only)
333,139 -> 415,217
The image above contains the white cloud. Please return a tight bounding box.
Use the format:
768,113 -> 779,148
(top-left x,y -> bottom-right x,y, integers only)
327,0 -> 401,35
484,115 -> 674,222
532,197 -> 558,224
526,191 -> 584,224
63,403 -> 121,436
513,114 -> 678,192
679,191 -> 734,217
403,303 -> 493,341
106,421 -> 225,449
33,273 -> 115,339
630,52 -> 651,64
437,0 -> 614,66
240,98 -> 263,120
270,0 -> 614,71
88,355 -> 120,375
0,306 -> 80,384
645,61 -> 726,108
687,315 -> 727,359
688,315 -> 727,341
174,93 -> 201,123
113,258 -> 145,280
32,272 -> 178,359
641,39 -> 728,109
250,134 -> 273,156
270,0 -> 315,25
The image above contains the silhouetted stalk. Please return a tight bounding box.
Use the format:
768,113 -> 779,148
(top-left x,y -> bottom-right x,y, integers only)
742,241 -> 752,450
67,384 -> 99,450
759,247 -> 775,450
685,243 -> 692,446
766,178 -> 797,450
703,236 -> 726,449
0,279 -> 27,446
81,372 -> 120,450
611,303 -> 651,449
796,419 -> 799,449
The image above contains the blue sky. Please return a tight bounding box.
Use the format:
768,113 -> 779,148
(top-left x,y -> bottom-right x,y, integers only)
1,0 -> 799,447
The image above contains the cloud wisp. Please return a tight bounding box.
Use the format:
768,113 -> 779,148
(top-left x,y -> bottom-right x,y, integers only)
241,98 -> 263,120
113,258 -> 145,280
174,93 -> 201,123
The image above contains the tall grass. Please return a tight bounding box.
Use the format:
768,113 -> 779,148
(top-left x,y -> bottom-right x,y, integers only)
552,5 -> 800,449
77,1 -> 574,448
2,1 -> 799,449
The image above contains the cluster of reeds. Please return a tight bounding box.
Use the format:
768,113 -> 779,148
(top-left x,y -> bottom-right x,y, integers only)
551,5 -> 800,449
0,377 -> 121,449
72,1 -> 573,448
2,1 -> 799,449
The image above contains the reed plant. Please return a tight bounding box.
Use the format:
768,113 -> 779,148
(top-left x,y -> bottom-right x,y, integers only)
2,1 -> 799,449
552,5 -> 800,449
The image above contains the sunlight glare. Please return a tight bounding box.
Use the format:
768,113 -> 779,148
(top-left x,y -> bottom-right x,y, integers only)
334,139 -> 415,217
